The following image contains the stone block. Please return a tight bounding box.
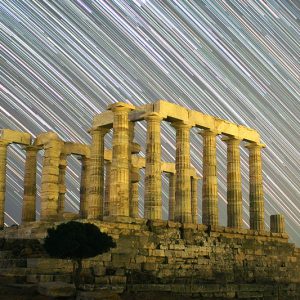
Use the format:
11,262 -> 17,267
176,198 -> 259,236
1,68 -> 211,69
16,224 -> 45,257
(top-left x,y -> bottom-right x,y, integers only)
38,281 -> 76,297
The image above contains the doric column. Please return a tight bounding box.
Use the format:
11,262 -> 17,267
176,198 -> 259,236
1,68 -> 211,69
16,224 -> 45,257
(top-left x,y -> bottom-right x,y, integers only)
144,112 -> 163,220
22,146 -> 38,222
104,160 -> 111,217
79,156 -> 89,218
191,176 -> 198,224
57,154 -> 67,214
109,102 -> 135,217
222,137 -> 243,229
173,122 -> 192,223
245,142 -> 265,231
270,214 -> 285,233
86,127 -> 109,219
200,129 -> 219,226
40,139 -> 63,221
167,173 -> 176,221
0,141 -> 9,228
130,167 -> 140,218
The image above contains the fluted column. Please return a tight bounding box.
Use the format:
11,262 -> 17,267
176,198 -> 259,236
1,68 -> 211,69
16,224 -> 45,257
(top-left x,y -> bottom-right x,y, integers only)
22,146 -> 38,222
144,112 -> 163,220
245,142 -> 265,231
167,173 -> 176,221
109,102 -> 134,217
270,214 -> 285,233
104,160 -> 111,217
200,129 -> 219,226
191,176 -> 198,224
223,137 -> 243,229
173,122 -> 192,223
40,139 -> 63,221
79,156 -> 89,218
0,141 -> 9,228
57,154 -> 67,214
130,167 -> 140,218
86,127 -> 109,219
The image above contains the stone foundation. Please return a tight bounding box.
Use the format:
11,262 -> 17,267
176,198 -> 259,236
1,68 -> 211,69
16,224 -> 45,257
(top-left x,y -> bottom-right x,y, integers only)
0,219 -> 299,299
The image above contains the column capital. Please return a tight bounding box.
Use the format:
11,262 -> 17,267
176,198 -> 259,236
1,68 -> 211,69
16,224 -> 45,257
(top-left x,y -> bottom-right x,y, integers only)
171,120 -> 192,129
198,129 -> 219,137
221,136 -> 242,143
88,126 -> 110,136
107,102 -> 135,112
22,145 -> 40,152
245,142 -> 266,149
144,112 -> 164,121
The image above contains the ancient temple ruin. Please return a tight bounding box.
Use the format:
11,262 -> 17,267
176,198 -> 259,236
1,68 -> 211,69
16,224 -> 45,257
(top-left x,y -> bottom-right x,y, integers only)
0,100 -> 285,234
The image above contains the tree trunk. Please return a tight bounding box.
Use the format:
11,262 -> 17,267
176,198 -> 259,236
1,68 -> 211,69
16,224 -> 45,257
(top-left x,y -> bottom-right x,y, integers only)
72,259 -> 82,289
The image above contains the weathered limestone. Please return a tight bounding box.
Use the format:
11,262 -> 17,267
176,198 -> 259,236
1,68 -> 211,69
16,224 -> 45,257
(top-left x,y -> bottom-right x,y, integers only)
108,103 -> 135,217
57,154 -> 67,214
167,173 -> 176,221
223,137 -> 243,229
86,127 -> 109,220
245,142 -> 265,231
40,139 -> 64,221
200,129 -> 219,226
270,214 -> 285,233
79,157 -> 89,219
0,141 -> 8,228
144,113 -> 163,220
22,146 -> 38,222
172,122 -> 192,223
191,176 -> 198,224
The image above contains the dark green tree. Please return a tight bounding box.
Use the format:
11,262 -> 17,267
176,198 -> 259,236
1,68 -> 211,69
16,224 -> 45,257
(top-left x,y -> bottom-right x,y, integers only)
44,221 -> 116,288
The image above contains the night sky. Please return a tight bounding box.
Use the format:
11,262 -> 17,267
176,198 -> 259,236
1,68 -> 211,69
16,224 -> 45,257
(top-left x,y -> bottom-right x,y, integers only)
0,0 -> 299,245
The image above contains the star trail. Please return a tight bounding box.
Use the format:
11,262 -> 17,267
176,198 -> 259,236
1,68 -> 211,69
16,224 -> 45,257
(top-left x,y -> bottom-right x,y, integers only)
0,0 -> 299,245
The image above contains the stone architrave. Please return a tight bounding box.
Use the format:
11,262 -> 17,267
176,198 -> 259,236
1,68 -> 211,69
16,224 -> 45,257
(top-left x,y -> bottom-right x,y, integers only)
22,146 -> 38,222
108,102 -> 135,217
222,137 -> 243,229
191,176 -> 198,224
245,142 -> 265,231
144,112 -> 163,220
57,154 -> 67,214
173,121 -> 192,223
79,156 -> 89,219
86,127 -> 109,220
167,173 -> 176,221
270,214 -> 285,233
200,129 -> 219,226
104,160 -> 111,217
40,139 -> 64,221
0,141 -> 9,228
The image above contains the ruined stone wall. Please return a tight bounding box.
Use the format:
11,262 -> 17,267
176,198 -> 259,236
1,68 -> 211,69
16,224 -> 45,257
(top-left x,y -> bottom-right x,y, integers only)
1,220 -> 299,299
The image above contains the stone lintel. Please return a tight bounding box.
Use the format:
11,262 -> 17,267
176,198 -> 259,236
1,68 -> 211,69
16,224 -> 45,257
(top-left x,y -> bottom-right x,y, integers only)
34,132 -> 60,146
63,142 -> 90,158
0,129 -> 31,145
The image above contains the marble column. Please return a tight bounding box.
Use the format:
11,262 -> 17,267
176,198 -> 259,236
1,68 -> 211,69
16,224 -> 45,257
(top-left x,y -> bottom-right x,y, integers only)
0,141 -> 9,228
130,166 -> 140,218
40,139 -> 63,221
191,176 -> 198,224
144,112 -> 163,220
57,154 -> 67,214
22,146 -> 38,222
200,129 -> 219,226
173,122 -> 192,223
223,137 -> 243,229
245,142 -> 265,231
87,127 -> 109,219
79,156 -> 89,218
167,173 -> 176,221
270,214 -> 285,233
103,160 -> 111,217
109,103 -> 134,217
